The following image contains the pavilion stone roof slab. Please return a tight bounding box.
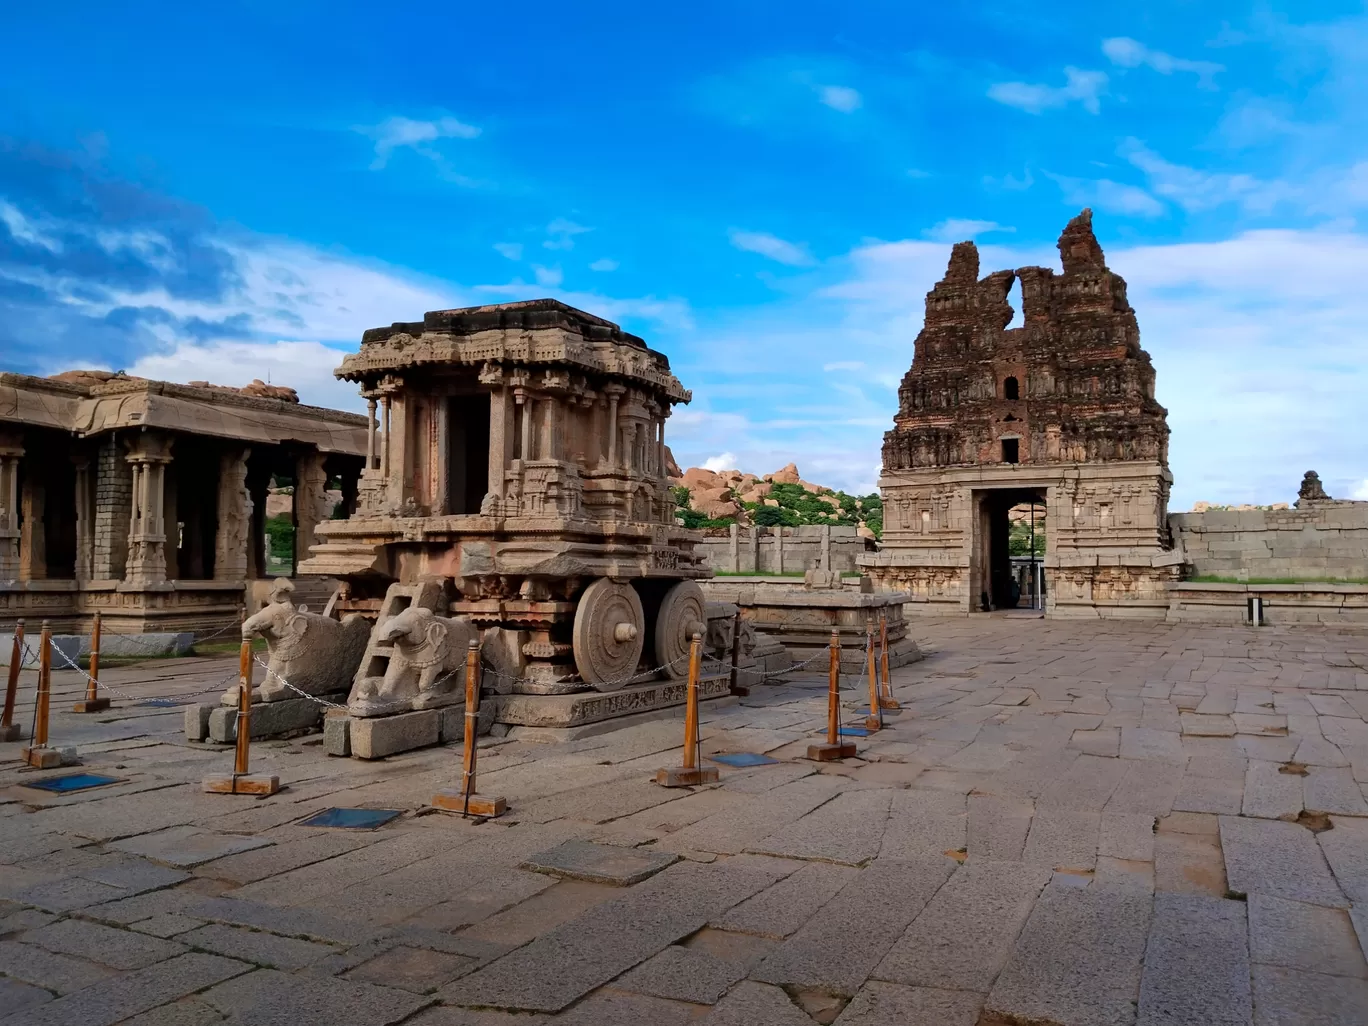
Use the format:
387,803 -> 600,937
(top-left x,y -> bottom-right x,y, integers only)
0,372 -> 367,456
337,298 -> 690,403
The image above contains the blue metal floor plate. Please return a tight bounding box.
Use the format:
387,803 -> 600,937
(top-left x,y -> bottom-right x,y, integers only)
838,726 -> 870,737
22,773 -> 122,794
299,807 -> 403,830
707,752 -> 779,768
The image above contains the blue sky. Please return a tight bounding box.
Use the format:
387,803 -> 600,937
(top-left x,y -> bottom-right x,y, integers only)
2,1 -> 1367,509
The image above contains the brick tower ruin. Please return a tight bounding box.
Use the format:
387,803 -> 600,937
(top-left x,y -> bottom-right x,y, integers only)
860,209 -> 1183,617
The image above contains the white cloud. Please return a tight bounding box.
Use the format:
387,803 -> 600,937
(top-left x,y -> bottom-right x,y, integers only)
988,67 -> 1108,114
532,265 -> 563,288
127,339 -> 364,412
701,452 -> 738,472
0,199 -> 61,251
544,218 -> 592,250
728,228 -> 815,266
1353,480 -> 1368,500
1120,139 -> 1293,214
493,242 -> 523,260
923,219 -> 1015,242
357,115 -> 480,170
1102,37 -> 1224,88
823,361 -> 865,372
589,258 -> 619,272
1046,172 -> 1166,217
818,85 -> 862,112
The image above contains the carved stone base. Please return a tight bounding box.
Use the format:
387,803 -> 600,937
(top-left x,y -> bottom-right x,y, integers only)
495,675 -> 733,729
206,694 -> 344,743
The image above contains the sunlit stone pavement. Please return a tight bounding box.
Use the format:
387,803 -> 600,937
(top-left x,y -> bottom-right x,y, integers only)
3,616 -> 1368,1025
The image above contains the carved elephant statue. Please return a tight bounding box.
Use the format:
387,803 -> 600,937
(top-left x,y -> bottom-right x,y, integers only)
348,606 -> 495,730
238,598 -> 370,703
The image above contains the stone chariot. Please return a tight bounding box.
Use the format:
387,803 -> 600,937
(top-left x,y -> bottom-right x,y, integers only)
300,300 -> 711,705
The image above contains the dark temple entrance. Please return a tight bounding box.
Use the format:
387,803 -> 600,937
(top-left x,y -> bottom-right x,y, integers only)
974,488 -> 1046,611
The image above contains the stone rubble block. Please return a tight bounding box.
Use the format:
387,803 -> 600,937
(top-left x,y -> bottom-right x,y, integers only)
206,694 -> 340,743
349,709 -> 440,760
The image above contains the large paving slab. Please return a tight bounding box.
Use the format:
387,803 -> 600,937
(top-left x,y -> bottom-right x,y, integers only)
519,840 -> 679,886
982,880 -> 1152,1026
749,855 -> 957,997
1220,815 -> 1348,907
1136,894 -> 1252,1026
745,787 -> 893,866
833,981 -> 983,1026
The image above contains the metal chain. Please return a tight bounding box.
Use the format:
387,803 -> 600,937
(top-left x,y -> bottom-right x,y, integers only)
42,641 -> 241,702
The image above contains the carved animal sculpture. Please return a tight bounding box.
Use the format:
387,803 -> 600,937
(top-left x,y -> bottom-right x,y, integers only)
349,606 -> 483,719
239,598 -> 370,702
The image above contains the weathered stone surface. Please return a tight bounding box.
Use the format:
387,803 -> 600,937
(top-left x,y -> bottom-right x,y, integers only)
833,981 -> 983,1026
347,709 -> 440,759
179,923 -> 335,971
110,827 -> 274,868
552,989 -> 699,1026
1303,766 -> 1368,815
873,858 -> 1051,992
1098,813 -> 1155,862
617,943 -> 748,1004
208,695 -> 328,742
115,998 -> 225,1026
1136,894 -> 1252,1026
966,795 -> 1033,861
456,880 -> 620,949
0,938 -> 114,993
1318,815 -> 1368,902
1022,808 -> 1100,870
25,918 -> 187,970
0,978 -> 52,1016
750,856 -> 957,997
11,877 -> 128,913
128,914 -> 203,938
658,774 -> 847,856
185,704 -> 211,742
1250,965 -> 1368,1026
1247,894 -> 1368,978
747,788 -> 892,866
983,880 -> 1151,1026
520,841 -> 678,886
880,790 -> 966,858
1219,816 -> 1347,907
201,966 -> 429,1025
700,981 -> 817,1025
1153,829 -> 1228,897
1242,760 -> 1305,820
324,711 -> 351,756
185,896 -> 377,946
498,677 -> 733,728
443,858 -> 790,1012
0,953 -> 250,1026
345,945 -> 475,993
711,861 -> 859,938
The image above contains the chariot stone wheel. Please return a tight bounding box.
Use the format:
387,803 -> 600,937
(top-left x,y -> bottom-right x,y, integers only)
572,578 -> 646,690
655,580 -> 707,680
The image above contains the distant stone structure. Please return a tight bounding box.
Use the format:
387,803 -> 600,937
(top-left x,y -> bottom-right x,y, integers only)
861,210 -> 1182,617
0,370 -> 366,632
1297,470 -> 1330,506
694,524 -> 867,575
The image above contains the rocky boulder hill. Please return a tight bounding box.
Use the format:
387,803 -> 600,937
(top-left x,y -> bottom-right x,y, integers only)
664,451 -> 883,539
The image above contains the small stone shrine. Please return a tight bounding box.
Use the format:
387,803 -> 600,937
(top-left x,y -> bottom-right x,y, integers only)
862,210 -> 1183,617
299,299 -> 725,752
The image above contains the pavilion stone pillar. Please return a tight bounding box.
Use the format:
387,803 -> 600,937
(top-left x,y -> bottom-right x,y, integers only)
293,450 -> 329,569
214,447 -> 252,582
92,435 -> 133,580
484,384 -> 513,512
19,469 -> 45,582
0,432 -> 22,579
73,452 -> 94,581
123,431 -> 174,587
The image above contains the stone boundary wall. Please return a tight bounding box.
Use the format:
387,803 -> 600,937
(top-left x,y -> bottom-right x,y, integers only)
695,524 -> 866,575
1169,501 -> 1368,582
1165,583 -> 1368,626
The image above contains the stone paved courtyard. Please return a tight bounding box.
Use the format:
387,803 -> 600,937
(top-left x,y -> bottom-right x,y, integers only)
3,617 -> 1368,1025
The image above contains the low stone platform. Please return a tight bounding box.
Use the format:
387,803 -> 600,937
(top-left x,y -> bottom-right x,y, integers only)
1,631 -> 193,668
186,693 -> 346,744
325,701 -> 497,759
700,581 -> 922,674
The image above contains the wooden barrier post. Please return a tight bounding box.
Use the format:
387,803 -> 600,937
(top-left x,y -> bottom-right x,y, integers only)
73,611 -> 111,713
878,612 -> 900,711
727,609 -> 748,696
204,640 -> 280,794
433,640 -> 506,817
655,633 -> 720,787
864,622 -> 883,732
22,622 -> 62,768
0,619 -> 22,742
808,628 -> 856,761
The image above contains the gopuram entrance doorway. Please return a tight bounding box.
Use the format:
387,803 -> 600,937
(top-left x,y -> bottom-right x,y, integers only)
973,488 -> 1046,612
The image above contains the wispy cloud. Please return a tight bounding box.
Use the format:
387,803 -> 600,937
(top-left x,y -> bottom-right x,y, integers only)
1046,172 -> 1165,217
823,361 -> 866,372
1102,37 -> 1224,89
356,115 -> 480,170
988,67 -> 1108,114
493,242 -> 522,260
543,218 -> 592,251
701,452 -> 738,472
817,85 -> 862,112
728,228 -> 815,266
589,258 -> 619,272
1120,138 -> 1292,214
532,264 -> 563,287
923,219 -> 1015,242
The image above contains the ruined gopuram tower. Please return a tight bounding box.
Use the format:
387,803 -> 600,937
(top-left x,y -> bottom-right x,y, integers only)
860,210 -> 1183,617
